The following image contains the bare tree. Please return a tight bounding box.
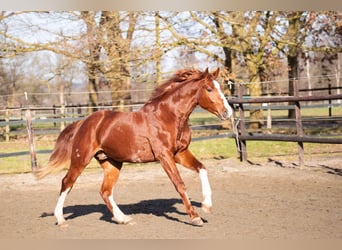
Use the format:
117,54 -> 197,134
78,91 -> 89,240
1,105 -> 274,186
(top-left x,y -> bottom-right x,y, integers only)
283,12 -> 306,118
160,11 -> 279,128
271,11 -> 341,118
1,11 -> 139,111
75,11 -> 104,112
99,11 -> 137,111
1,11 -> 340,116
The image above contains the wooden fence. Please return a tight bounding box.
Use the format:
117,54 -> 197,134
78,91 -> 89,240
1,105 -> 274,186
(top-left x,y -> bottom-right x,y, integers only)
0,102 -> 145,140
228,81 -> 342,166
1,83 -> 342,166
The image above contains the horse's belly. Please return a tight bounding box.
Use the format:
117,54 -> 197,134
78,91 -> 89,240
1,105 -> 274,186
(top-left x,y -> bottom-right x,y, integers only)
102,139 -> 155,163
127,147 -> 155,163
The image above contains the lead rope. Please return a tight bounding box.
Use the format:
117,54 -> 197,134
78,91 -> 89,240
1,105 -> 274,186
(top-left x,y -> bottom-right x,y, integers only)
231,116 -> 241,154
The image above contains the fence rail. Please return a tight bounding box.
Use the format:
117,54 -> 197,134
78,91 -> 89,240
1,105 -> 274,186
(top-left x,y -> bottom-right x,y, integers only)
1,83 -> 342,166
229,81 -> 342,165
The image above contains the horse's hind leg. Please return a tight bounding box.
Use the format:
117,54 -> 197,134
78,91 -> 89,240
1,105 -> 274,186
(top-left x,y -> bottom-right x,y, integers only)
54,165 -> 86,226
54,150 -> 93,226
54,186 -> 71,226
96,155 -> 132,224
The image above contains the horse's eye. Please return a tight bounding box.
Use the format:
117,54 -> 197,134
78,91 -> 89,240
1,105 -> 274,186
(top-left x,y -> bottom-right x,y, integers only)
207,88 -> 212,92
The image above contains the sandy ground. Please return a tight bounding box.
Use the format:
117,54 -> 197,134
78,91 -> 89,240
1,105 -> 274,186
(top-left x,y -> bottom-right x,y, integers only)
0,156 -> 341,239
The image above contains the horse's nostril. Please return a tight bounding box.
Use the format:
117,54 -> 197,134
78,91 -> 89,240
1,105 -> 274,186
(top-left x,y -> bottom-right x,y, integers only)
222,108 -> 233,119
219,110 -> 229,120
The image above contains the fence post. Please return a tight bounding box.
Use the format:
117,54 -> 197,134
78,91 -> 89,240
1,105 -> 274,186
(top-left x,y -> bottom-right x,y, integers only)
266,93 -> 272,129
5,109 -> 10,142
328,80 -> 332,117
60,86 -> 65,131
237,83 -> 248,162
77,103 -> 82,117
24,92 -> 37,171
53,104 -> 57,127
294,79 -> 304,166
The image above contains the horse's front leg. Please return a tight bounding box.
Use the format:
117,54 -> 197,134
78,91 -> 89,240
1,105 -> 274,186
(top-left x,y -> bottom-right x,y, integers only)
175,149 -> 212,213
158,152 -> 203,226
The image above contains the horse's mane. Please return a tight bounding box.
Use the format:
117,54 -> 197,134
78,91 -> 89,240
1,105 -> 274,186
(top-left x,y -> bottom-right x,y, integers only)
147,69 -> 205,103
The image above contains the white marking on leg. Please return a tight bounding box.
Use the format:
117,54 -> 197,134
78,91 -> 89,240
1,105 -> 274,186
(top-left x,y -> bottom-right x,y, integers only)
54,187 -> 70,225
109,192 -> 133,224
213,80 -> 233,117
199,169 -> 212,208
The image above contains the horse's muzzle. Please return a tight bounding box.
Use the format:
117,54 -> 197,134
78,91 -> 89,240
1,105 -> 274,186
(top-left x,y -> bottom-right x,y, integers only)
218,109 -> 232,120
219,105 -> 234,120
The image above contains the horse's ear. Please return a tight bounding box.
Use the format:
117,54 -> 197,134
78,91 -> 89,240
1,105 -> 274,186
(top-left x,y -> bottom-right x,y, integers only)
204,67 -> 209,77
212,68 -> 220,79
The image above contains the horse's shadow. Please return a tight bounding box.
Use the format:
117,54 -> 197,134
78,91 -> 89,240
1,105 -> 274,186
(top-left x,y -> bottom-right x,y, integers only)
41,198 -> 205,226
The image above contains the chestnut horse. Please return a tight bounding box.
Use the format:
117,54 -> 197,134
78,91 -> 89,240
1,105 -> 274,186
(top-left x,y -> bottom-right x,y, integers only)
35,68 -> 233,226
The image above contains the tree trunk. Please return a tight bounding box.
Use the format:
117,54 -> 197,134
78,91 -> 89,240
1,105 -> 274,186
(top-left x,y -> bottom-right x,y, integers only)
100,11 -> 136,111
287,54 -> 298,119
213,12 -> 235,95
246,60 -> 263,129
286,11 -> 303,119
81,11 -> 101,113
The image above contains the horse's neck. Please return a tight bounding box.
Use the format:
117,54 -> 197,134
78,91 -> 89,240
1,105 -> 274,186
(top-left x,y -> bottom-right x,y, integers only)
176,92 -> 198,119
163,83 -> 199,120
142,82 -> 199,122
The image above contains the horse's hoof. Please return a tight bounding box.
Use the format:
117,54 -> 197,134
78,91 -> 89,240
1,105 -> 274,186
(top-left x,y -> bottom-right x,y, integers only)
201,204 -> 212,214
57,222 -> 69,228
123,216 -> 136,225
122,215 -> 134,225
126,220 -> 136,225
191,217 -> 204,226
56,217 -> 67,226
114,215 -> 134,225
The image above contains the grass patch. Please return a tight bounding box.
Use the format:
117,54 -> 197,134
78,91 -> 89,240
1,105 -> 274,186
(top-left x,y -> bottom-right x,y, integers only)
189,138 -> 342,160
189,138 -> 237,159
189,111 -> 221,125
189,138 -> 299,159
0,139 -> 53,174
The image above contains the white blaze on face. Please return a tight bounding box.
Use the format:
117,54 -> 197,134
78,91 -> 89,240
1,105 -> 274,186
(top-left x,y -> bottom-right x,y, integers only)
213,80 -> 233,117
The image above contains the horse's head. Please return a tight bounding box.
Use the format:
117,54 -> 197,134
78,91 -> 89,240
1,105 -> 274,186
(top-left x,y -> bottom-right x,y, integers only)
198,68 -> 233,120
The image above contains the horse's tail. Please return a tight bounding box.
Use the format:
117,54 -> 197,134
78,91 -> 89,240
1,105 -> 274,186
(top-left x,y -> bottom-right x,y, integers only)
34,120 -> 83,179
